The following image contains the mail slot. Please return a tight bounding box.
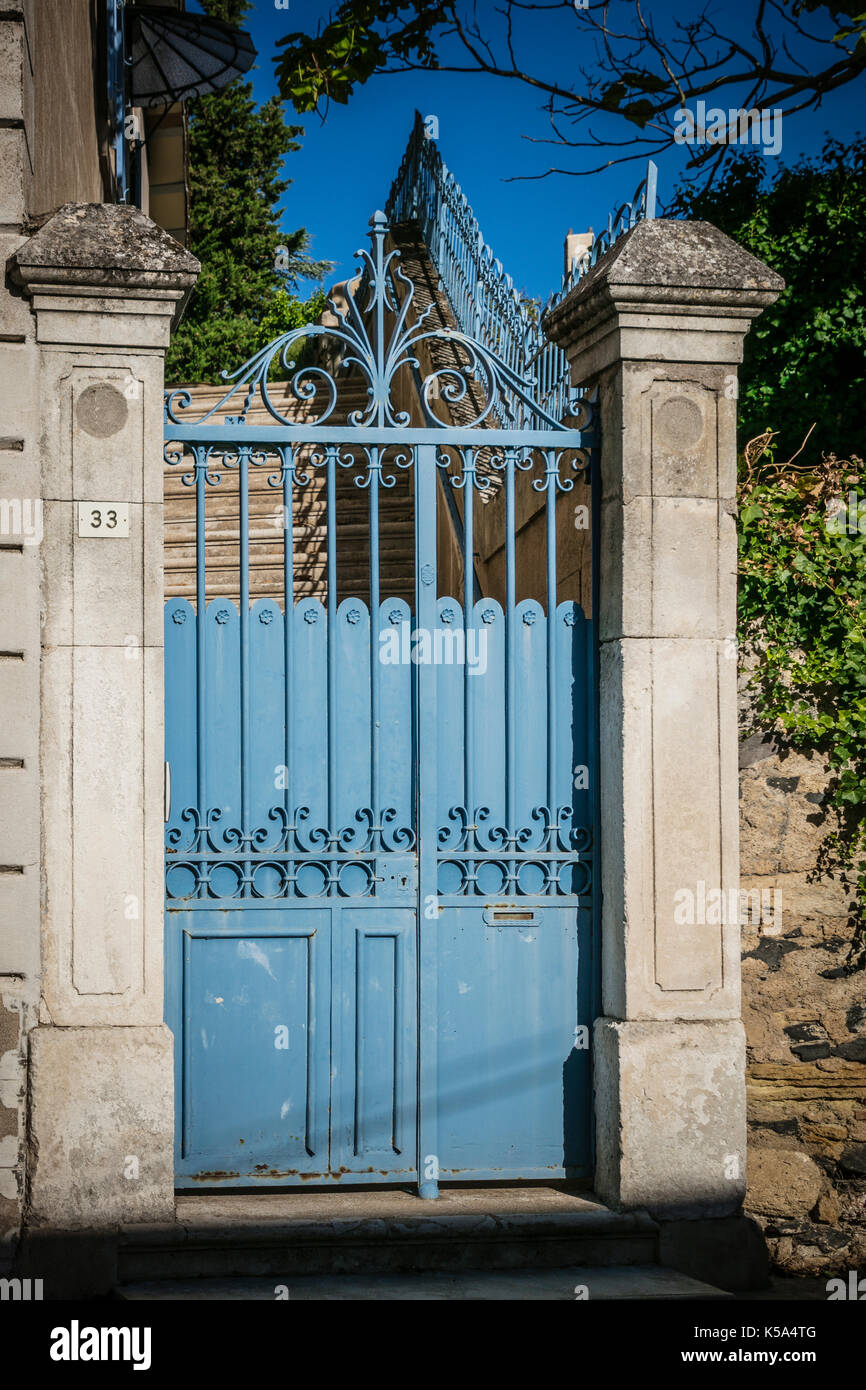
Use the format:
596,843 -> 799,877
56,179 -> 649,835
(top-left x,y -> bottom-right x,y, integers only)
482,907 -> 544,927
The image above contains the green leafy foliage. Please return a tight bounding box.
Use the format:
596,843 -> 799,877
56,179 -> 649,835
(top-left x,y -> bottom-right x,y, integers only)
738,443 -> 866,925
791,1 -> 866,47
674,141 -> 866,927
275,2 -> 445,112
165,0 -> 331,383
669,139 -> 866,467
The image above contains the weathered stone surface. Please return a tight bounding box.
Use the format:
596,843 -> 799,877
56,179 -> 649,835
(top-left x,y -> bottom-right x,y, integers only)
26,1025 -> 175,1228
551,216 -> 780,1224
737,724 -> 866,1272
545,219 -> 784,343
544,219 -> 785,380
746,1148 -> 826,1219
840,1144 -> 866,1176
599,637 -> 740,1020
814,1190 -> 841,1225
748,1061 -> 866,1100
9,202 -> 199,288
594,1018 -> 746,1218
738,732 -> 863,1121
574,218 -> 784,296
10,198 -> 197,1239
740,747 -> 840,876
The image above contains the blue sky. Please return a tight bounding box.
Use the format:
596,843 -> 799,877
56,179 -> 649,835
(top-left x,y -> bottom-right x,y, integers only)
189,1 -> 863,302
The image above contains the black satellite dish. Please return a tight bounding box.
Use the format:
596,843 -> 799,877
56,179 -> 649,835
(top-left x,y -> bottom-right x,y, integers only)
127,5 -> 257,107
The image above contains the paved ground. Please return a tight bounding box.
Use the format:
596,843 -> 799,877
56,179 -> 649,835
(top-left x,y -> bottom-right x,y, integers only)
170,1184 -> 613,1224
120,1264 -> 728,1300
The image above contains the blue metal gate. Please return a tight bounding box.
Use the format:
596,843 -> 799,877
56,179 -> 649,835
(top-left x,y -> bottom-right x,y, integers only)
164,214 -> 597,1191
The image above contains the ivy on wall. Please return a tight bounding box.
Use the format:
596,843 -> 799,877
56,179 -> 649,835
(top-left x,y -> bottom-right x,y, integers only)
669,138 -> 866,468
673,141 -> 866,942
738,442 -> 865,948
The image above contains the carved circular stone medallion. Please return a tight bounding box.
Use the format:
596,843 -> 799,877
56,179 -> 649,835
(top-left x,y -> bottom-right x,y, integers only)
76,382 -> 129,439
655,394 -> 704,450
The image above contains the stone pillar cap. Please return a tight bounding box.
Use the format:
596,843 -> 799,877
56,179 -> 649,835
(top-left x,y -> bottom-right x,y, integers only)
8,203 -> 200,295
544,217 -> 784,346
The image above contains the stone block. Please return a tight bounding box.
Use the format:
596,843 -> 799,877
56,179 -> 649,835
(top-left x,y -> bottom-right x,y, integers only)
26,1024 -> 175,1229
0,341 -> 37,441
0,763 -> 38,865
649,497 -> 720,635
0,651 -> 38,756
72,504 -> 147,648
37,500 -> 72,646
745,1147 -> 825,1218
0,864 -> 39,986
594,1017 -> 747,1217
30,292 -> 180,351
642,378 -> 721,498
0,127 -> 24,224
600,638 -> 739,1019
0,545 -> 40,654
70,646 -> 144,998
0,20 -> 25,124
40,643 -> 163,1023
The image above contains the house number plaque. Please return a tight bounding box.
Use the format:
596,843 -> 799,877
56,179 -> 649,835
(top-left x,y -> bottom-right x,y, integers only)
77,502 -> 130,538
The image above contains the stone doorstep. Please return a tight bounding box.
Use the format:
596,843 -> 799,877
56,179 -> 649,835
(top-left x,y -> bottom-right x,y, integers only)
118,1265 -> 730,1301
117,1187 -> 660,1283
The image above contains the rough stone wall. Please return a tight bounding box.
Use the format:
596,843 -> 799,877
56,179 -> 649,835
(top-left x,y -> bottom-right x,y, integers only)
0,996 -> 26,1261
0,3 -> 43,1269
740,733 -> 866,1275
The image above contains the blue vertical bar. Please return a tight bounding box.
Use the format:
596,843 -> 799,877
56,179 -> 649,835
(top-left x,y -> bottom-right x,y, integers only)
282,447 -> 294,837
546,449 -> 557,820
239,446 -> 251,889
108,0 -> 128,201
354,931 -> 365,1156
194,446 -> 208,882
462,450 -> 474,832
369,448 -> 380,832
645,160 -> 659,220
505,447 -> 517,893
416,444 -> 438,1198
327,444 -> 338,883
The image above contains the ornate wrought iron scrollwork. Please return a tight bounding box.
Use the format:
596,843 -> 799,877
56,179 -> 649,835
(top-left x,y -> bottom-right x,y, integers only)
163,212 -> 590,438
165,798 -> 416,902
434,803 -> 593,899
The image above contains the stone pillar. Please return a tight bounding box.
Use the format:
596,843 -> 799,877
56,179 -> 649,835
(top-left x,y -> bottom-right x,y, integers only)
545,220 -> 782,1224
8,205 -> 198,1231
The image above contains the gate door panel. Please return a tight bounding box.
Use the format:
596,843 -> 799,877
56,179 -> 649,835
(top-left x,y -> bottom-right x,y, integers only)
436,907 -> 580,1178
167,910 -> 331,1177
331,908 -> 417,1177
164,212 -> 596,1189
